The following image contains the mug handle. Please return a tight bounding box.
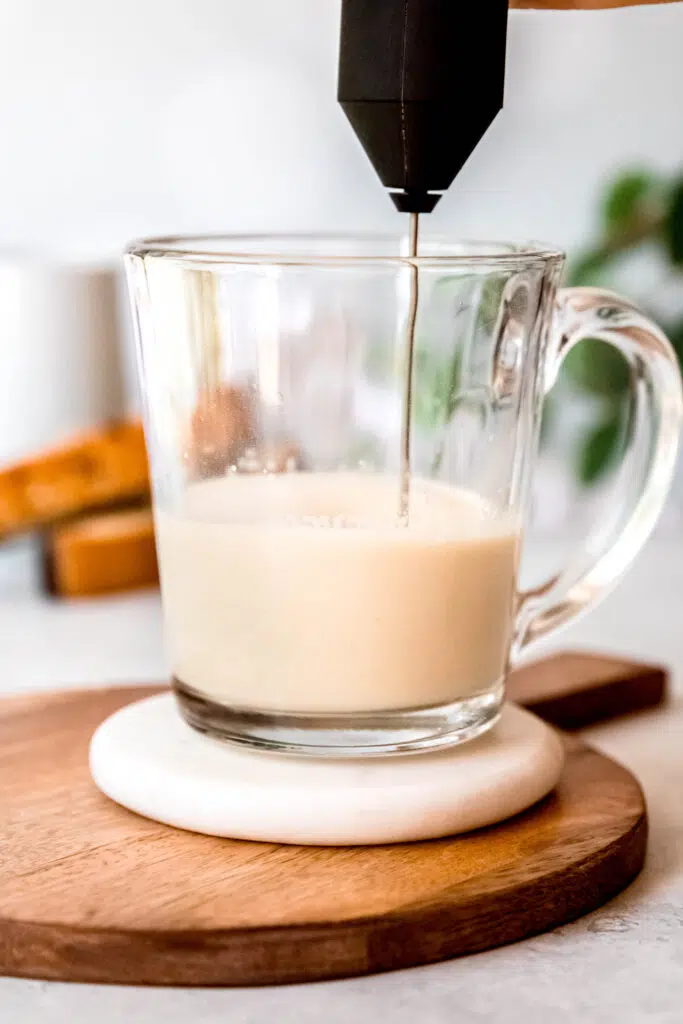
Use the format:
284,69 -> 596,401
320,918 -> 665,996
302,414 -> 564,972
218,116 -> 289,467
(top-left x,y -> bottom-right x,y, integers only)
513,286 -> 683,654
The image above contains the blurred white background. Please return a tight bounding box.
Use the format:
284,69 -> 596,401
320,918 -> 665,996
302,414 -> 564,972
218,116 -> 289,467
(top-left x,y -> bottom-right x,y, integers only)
0,1 -> 681,261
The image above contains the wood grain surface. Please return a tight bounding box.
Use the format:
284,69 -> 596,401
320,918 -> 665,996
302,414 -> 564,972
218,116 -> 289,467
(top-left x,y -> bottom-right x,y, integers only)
0,682 -> 647,987
508,652 -> 667,728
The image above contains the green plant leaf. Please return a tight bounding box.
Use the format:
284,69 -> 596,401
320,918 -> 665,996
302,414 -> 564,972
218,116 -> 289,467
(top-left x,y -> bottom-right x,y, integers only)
665,319 -> 683,368
412,348 -> 462,429
562,338 -> 629,398
364,341 -> 394,385
567,248 -> 613,287
539,394 -> 556,447
477,276 -> 506,332
664,176 -> 683,265
578,409 -> 623,486
601,170 -> 658,233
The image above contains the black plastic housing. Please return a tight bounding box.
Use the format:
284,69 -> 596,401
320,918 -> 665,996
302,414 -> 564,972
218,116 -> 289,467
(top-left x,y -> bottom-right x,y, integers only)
338,0 -> 509,213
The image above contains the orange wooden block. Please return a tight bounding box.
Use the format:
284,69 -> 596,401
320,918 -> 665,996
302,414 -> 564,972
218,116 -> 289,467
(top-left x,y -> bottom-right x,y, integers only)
0,420 -> 150,541
46,506 -> 158,598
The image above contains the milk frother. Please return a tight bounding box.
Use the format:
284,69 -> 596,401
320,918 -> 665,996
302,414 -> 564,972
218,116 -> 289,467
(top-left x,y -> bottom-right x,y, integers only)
338,0 -> 509,213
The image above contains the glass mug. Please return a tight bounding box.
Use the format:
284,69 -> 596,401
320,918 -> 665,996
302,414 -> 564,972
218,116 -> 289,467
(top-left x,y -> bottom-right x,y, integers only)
125,235 -> 682,756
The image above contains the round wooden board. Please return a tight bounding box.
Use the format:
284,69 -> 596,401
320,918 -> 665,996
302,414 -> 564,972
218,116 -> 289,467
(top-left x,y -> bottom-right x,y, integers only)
0,685 -> 646,987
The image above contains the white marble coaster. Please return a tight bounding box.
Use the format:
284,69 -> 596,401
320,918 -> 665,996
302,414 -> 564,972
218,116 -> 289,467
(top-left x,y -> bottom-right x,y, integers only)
89,694 -> 565,846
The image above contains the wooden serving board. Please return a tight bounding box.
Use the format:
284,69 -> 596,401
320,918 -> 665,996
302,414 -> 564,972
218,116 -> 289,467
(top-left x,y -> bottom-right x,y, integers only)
508,651 -> 667,728
0,672 -> 648,987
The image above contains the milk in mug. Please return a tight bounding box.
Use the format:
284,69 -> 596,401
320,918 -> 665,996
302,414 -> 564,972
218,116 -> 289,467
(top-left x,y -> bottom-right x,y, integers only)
156,473 -> 521,713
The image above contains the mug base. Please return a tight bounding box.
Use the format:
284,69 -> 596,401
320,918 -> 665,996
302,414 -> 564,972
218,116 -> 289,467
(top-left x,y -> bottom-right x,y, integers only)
172,679 -> 504,757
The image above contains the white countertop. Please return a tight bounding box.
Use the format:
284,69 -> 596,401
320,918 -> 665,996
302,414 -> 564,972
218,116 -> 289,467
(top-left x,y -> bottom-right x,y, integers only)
1,537 -> 683,1023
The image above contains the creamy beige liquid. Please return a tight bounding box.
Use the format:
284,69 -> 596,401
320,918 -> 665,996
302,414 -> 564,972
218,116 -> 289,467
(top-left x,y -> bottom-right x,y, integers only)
156,473 -> 521,713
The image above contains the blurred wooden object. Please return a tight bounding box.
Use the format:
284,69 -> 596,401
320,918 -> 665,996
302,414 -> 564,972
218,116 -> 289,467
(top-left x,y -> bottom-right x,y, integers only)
510,1 -> 673,8
187,385 -> 256,477
186,384 -> 303,476
0,421 -> 149,542
508,651 -> 667,727
45,506 -> 158,598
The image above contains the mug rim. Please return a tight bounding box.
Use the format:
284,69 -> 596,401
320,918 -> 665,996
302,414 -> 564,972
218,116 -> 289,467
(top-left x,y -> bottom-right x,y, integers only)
125,233 -> 566,268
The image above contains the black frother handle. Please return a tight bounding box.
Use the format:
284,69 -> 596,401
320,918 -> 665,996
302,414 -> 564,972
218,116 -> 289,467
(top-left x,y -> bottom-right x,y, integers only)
338,0 -> 509,213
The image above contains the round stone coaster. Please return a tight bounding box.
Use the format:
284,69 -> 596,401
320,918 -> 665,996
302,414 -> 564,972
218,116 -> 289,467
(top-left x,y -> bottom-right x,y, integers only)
90,694 -> 564,845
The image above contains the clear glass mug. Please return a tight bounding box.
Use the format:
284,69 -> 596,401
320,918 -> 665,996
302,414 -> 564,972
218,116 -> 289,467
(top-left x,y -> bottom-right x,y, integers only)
125,235 -> 682,756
